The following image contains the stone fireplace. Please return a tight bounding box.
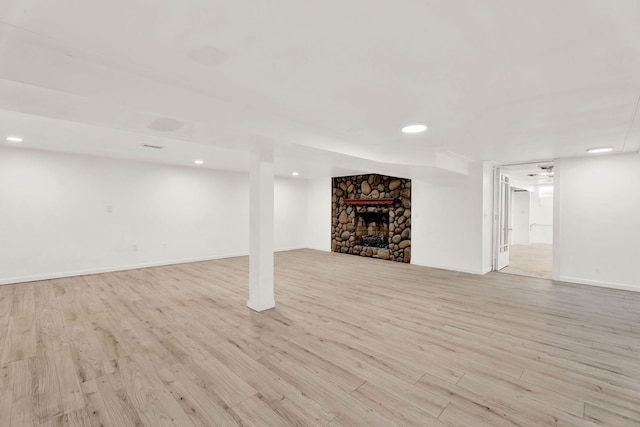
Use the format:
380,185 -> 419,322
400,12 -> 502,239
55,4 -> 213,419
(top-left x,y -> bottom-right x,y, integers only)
332,174 -> 411,263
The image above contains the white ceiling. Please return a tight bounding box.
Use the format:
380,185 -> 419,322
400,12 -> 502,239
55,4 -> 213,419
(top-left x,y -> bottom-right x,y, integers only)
1,0 -> 639,178
501,162 -> 554,190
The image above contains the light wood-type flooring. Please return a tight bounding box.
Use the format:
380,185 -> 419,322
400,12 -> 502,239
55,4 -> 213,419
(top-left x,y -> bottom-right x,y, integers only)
1,249 -> 639,426
501,243 -> 553,279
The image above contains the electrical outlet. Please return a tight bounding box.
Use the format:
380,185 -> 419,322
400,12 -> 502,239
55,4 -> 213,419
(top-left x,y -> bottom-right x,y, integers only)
132,244 -> 138,252
162,242 -> 167,249
106,205 -> 113,213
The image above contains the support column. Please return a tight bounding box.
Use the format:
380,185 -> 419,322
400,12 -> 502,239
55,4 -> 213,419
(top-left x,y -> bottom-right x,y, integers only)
247,150 -> 275,312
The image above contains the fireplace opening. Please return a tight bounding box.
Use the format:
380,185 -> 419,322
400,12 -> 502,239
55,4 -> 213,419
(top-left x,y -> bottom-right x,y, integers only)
355,210 -> 389,248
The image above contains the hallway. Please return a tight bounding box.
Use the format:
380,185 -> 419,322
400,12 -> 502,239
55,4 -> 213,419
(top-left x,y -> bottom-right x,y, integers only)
500,244 -> 553,279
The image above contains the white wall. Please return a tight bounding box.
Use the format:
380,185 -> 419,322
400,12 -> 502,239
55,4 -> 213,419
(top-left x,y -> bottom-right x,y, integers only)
306,177 -> 331,251
554,153 -> 640,291
530,186 -> 553,244
412,162 -> 489,274
274,177 -> 309,251
0,148 -> 308,284
511,189 -> 531,245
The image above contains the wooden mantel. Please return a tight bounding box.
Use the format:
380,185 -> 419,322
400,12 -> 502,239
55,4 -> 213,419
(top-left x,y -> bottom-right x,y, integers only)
342,198 -> 394,206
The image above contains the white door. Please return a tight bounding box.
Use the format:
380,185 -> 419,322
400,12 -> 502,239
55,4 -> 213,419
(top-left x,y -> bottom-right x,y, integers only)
496,171 -> 511,270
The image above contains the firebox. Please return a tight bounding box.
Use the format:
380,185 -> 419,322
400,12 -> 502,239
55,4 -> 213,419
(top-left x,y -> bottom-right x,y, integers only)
355,210 -> 389,248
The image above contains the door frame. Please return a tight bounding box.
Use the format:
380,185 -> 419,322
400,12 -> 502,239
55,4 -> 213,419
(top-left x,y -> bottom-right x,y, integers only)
493,167 -> 511,271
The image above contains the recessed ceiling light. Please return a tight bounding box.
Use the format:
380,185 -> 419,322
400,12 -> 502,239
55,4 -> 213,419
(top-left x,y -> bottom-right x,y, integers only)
292,172 -> 299,176
401,124 -> 427,134
587,147 -> 613,154
6,136 -> 23,142
194,160 -> 204,165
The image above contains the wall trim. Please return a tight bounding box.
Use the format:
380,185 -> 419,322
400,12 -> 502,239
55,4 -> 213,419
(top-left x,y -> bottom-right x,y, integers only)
7,250 -> 637,294
306,244 -> 331,252
0,252 -> 248,286
273,245 -> 307,252
0,247 -> 305,286
557,275 -> 640,293
410,261 -> 485,275
0,246 -> 306,285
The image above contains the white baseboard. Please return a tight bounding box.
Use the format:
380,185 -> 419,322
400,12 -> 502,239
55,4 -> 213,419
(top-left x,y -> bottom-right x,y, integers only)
274,245 -> 307,252
410,261 -> 485,275
0,252 -> 250,286
305,244 -> 331,252
11,251 -> 635,294
556,275 -> 640,293
1,247 -> 314,286
246,299 -> 276,312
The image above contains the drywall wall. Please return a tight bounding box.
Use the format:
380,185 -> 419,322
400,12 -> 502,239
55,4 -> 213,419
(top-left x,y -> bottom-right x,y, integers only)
511,190 -> 531,245
0,148 -> 308,284
274,176 -> 308,251
306,177 -> 331,251
530,186 -> 553,244
553,153 -> 640,291
412,162 -> 488,274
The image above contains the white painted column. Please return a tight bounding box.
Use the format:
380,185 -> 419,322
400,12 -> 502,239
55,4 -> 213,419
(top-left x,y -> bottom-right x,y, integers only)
247,151 -> 275,312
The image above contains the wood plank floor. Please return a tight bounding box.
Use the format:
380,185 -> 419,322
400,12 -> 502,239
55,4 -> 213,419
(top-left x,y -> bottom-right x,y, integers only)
501,244 -> 553,279
1,249 -> 639,426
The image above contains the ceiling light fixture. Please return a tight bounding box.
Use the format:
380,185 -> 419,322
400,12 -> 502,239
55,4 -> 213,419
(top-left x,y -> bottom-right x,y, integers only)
6,136 -> 23,142
587,147 -> 613,154
292,172 -> 299,176
402,124 -> 427,134
194,160 -> 204,165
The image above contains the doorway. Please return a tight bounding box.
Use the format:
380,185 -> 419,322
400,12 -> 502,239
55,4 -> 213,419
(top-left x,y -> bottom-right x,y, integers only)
494,162 -> 554,279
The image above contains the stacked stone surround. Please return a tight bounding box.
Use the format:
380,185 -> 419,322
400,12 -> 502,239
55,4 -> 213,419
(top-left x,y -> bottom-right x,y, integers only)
331,174 -> 411,263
